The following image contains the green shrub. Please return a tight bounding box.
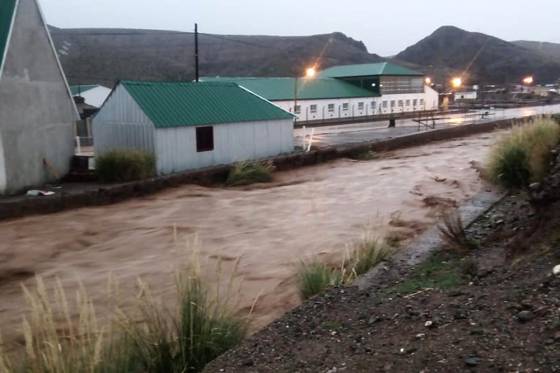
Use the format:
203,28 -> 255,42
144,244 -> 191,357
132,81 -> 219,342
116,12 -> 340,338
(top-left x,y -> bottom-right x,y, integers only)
297,262 -> 340,300
226,161 -> 274,186
96,149 -> 155,183
487,119 -> 560,189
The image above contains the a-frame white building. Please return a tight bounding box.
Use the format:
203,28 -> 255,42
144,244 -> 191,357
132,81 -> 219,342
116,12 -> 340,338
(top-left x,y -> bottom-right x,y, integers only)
0,0 -> 77,194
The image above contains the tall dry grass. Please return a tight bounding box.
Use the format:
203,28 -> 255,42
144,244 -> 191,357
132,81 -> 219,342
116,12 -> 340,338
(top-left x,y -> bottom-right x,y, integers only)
0,241 -> 247,373
487,118 -> 560,189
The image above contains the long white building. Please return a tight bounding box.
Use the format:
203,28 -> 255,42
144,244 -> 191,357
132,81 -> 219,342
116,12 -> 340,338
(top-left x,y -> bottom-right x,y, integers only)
204,62 -> 438,123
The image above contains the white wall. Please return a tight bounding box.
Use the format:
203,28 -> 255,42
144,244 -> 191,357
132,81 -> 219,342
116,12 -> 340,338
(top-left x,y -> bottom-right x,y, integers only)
92,84 -> 155,155
273,85 -> 439,122
0,0 -> 77,194
80,86 -> 112,108
454,91 -> 478,100
155,119 -> 294,174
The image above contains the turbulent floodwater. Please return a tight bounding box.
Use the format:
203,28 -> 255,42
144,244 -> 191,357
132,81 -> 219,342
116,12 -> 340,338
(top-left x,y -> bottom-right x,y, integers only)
0,131 -> 504,341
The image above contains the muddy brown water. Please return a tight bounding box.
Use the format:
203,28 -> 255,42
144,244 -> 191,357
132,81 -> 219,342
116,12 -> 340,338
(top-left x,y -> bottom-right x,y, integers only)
0,131 -> 504,342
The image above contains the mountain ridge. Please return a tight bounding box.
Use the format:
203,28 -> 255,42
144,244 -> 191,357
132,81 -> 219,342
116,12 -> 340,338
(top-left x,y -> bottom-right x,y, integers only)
395,25 -> 560,84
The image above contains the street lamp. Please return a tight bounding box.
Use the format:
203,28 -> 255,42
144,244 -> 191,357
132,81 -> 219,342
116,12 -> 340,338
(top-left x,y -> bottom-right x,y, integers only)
425,77 -> 432,85
305,67 -> 317,78
293,66 -> 317,121
523,76 -> 534,85
451,77 -> 462,89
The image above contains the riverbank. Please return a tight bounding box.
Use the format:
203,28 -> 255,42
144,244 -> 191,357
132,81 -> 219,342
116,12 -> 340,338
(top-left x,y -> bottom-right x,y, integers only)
204,154 -> 560,373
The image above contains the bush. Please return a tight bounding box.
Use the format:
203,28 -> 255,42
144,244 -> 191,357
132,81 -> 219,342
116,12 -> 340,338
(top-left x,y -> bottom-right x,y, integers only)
226,161 -> 274,186
487,119 -> 560,189
96,149 -> 155,183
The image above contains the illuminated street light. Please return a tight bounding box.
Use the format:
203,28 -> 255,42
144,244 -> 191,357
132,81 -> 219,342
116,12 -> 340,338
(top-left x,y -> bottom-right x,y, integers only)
523,76 -> 534,85
425,77 -> 432,85
451,77 -> 462,89
305,67 -> 317,78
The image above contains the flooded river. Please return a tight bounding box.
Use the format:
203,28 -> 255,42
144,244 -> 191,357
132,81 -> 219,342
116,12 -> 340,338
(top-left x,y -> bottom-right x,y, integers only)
0,130 -> 504,340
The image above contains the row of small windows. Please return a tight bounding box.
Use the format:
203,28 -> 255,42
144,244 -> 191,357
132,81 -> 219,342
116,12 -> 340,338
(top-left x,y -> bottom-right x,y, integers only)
295,99 -> 425,114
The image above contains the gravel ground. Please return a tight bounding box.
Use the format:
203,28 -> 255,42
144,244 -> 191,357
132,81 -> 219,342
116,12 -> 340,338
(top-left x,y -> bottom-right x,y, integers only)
205,180 -> 560,372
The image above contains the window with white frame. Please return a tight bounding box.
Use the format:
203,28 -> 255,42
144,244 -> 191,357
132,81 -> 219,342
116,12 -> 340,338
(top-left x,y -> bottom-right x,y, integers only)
358,102 -> 364,110
294,105 -> 301,114
328,104 -> 335,112
383,101 -> 388,108
413,99 -> 418,106
420,99 -> 425,106
398,100 -> 403,107
390,100 -> 395,108
342,103 -> 349,111
310,104 -> 317,113
371,101 -> 376,109
406,99 -> 411,106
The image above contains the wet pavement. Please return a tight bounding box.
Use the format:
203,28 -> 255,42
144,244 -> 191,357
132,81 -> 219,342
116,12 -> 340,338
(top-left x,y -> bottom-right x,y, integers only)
295,104 -> 560,148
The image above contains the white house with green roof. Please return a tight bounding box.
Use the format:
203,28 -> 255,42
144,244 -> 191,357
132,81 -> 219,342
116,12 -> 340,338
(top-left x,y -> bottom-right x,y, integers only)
93,81 -> 295,174
0,0 -> 78,194
204,62 -> 438,122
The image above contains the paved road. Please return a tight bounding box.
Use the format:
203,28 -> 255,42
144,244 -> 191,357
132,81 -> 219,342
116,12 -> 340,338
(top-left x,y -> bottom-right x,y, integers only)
295,104 -> 560,149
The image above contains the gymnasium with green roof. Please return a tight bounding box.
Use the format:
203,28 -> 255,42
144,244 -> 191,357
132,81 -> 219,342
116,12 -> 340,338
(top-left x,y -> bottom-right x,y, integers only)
203,62 -> 438,123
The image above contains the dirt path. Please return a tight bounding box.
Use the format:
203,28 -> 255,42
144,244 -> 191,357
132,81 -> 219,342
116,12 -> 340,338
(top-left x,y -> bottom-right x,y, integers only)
0,131 -> 503,342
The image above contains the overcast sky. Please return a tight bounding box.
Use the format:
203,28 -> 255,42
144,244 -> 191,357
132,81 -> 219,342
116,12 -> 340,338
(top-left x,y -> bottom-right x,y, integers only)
40,0 -> 560,56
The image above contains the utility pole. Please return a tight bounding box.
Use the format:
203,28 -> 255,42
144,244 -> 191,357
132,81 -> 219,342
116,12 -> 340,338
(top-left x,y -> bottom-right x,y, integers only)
194,23 -> 199,82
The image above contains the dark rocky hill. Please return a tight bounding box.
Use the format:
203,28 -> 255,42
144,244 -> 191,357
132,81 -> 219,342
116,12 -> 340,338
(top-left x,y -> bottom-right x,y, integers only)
49,26 -> 382,86
514,40 -> 560,61
396,26 -> 560,85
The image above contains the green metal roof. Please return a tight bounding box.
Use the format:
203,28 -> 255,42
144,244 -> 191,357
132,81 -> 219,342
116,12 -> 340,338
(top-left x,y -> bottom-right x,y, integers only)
319,62 -> 423,78
121,81 -> 294,128
0,0 -> 16,75
201,77 -> 377,101
70,84 -> 99,95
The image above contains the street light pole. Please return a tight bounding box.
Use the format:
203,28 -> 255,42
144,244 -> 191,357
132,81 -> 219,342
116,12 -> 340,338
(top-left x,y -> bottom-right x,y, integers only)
293,76 -> 299,122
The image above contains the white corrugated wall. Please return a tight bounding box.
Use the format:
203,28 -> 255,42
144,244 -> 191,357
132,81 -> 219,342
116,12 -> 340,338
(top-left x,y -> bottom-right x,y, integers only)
92,84 -> 155,155
155,119 -> 294,174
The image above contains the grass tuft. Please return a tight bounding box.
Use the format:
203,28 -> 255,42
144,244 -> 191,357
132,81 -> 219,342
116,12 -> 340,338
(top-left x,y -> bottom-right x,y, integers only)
96,149 -> 156,183
297,234 -> 393,300
297,262 -> 341,300
486,119 -> 560,189
438,213 -> 478,253
226,161 -> 275,186
349,150 -> 378,161
346,237 -> 393,279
